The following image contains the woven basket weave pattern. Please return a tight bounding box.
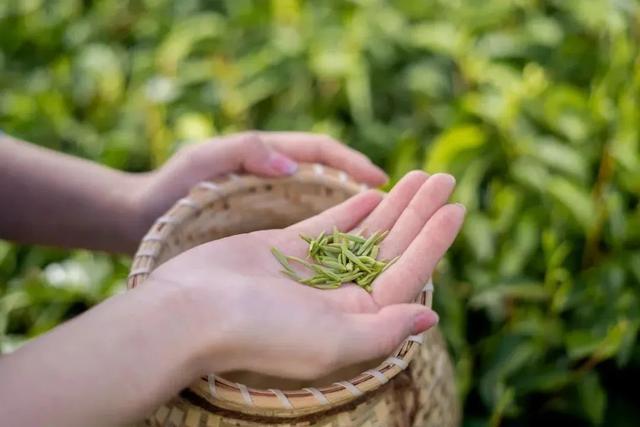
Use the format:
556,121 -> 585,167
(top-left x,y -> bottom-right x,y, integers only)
128,165 -> 460,427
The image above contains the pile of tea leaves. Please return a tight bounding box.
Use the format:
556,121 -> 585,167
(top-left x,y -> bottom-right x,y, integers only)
271,228 -> 397,292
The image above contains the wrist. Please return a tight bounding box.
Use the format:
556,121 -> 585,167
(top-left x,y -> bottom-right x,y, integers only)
113,172 -> 155,253
140,279 -> 203,372
142,276 -> 243,378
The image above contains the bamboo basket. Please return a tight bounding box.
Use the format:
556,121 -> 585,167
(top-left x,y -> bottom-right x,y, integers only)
127,164 -> 460,427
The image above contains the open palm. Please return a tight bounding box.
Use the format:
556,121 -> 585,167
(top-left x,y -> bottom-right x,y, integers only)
150,171 -> 464,380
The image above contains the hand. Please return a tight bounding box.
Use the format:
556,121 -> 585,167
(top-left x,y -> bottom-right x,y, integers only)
127,131 -> 388,244
0,171 -> 463,427
0,131 -> 385,254
149,171 -> 464,380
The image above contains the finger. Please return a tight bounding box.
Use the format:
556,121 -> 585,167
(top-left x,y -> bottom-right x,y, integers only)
335,305 -> 439,366
258,131 -> 388,186
379,173 -> 456,259
176,133 -> 298,181
286,190 -> 383,237
373,204 -> 465,306
237,133 -> 300,177
356,171 -> 428,234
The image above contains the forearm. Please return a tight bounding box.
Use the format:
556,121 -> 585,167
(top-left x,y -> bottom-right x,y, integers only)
0,282 -> 208,427
0,134 -> 143,253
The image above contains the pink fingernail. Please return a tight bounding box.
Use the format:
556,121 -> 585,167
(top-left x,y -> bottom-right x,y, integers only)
412,311 -> 439,334
268,152 -> 298,175
432,172 -> 456,185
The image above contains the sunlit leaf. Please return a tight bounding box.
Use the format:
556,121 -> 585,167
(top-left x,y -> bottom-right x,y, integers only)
424,125 -> 487,172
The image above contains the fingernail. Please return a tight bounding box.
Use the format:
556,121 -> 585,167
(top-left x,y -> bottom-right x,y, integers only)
379,171 -> 390,185
454,202 -> 466,213
412,310 -> 439,334
268,152 -> 298,175
435,173 -> 455,185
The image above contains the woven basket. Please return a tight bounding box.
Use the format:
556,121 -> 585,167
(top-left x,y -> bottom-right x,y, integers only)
127,164 -> 460,427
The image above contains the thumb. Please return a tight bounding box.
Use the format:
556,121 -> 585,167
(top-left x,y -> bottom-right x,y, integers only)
336,304 -> 438,366
172,132 -> 299,181
238,133 -> 299,177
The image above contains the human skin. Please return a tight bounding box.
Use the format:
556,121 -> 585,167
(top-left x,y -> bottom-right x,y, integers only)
0,133 -> 464,427
0,131 -> 388,253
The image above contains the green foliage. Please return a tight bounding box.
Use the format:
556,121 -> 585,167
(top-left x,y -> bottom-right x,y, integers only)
1,1 -> 640,425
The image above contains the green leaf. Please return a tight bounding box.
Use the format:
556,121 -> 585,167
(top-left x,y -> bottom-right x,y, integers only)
470,282 -> 549,309
547,177 -> 597,232
424,125 -> 487,172
510,159 -> 550,193
577,372 -> 606,425
525,137 -> 589,181
512,368 -> 574,394
566,322 -> 628,361
566,330 -> 604,360
387,136 -> 420,184
156,13 -> 226,74
498,215 -> 539,276
462,212 -> 495,262
410,21 -> 466,56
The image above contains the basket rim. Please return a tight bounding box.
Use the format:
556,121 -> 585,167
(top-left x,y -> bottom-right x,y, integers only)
127,163 -> 433,415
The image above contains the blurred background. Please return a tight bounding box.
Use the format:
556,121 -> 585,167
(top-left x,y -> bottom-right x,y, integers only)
1,1 -> 639,425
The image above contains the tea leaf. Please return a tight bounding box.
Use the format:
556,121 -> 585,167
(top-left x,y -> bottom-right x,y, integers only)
271,248 -> 295,273
272,229 -> 392,292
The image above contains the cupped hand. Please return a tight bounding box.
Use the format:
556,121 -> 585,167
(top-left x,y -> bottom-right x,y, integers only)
128,131 -> 388,241
148,171 -> 464,381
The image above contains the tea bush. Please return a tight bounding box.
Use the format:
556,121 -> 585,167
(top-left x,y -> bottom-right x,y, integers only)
1,1 -> 639,425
